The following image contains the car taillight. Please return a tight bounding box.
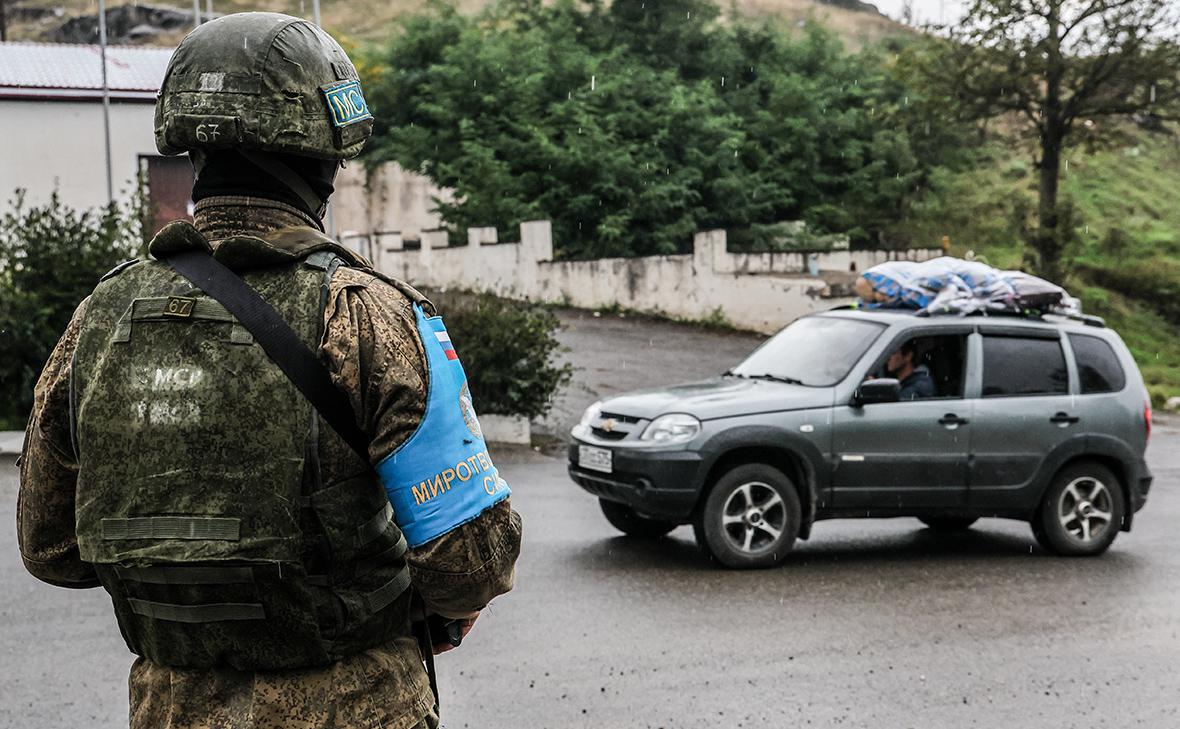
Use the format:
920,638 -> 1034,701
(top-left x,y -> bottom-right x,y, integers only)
1145,399 -> 1152,444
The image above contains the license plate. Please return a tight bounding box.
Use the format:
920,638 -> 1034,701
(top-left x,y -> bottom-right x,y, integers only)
578,445 -> 613,474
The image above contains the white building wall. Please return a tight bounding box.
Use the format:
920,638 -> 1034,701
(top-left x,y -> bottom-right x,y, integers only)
332,162 -> 456,244
0,99 -> 159,211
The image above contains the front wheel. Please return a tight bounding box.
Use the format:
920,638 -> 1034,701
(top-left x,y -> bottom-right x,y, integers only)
598,499 -> 678,538
693,464 -> 801,569
1033,462 -> 1124,556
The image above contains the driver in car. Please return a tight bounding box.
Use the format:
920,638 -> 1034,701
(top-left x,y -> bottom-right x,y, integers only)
886,341 -> 937,400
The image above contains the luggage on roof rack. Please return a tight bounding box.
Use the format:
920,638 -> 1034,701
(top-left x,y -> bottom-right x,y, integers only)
854,256 -> 1081,319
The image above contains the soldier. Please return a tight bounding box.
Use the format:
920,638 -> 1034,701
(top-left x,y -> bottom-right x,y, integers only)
17,12 -> 521,729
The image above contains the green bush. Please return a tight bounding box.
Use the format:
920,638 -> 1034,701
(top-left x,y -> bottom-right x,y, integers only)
430,290 -> 572,420
0,191 -> 143,429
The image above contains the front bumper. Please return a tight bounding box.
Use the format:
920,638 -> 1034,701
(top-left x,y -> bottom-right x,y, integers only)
567,440 -> 704,521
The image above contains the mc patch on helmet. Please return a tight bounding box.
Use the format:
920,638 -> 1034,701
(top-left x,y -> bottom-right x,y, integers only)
322,79 -> 372,128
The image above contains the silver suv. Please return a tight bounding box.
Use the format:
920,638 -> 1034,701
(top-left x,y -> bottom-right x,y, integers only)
567,308 -> 1154,568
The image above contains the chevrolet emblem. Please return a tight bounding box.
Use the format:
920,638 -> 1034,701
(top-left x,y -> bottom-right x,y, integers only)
601,418 -> 618,432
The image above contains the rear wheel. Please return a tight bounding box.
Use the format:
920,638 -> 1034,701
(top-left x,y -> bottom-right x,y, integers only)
1033,462 -> 1124,556
919,516 -> 978,531
598,499 -> 678,538
693,464 -> 801,569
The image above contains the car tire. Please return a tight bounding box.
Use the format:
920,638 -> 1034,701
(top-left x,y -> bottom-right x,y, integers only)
598,499 -> 678,538
1033,462 -> 1125,556
693,464 -> 801,569
919,516 -> 978,531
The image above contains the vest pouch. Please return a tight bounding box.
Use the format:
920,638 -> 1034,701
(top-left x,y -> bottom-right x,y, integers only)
79,459 -> 306,566
96,564 -> 333,669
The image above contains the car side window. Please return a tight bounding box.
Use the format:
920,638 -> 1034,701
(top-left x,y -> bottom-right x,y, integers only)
1068,333 -> 1126,394
869,333 -> 969,400
981,335 -> 1069,397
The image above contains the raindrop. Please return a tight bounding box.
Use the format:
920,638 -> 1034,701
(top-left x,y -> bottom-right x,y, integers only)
473,79 -> 477,87
1150,85 -> 1157,103
591,75 -> 596,91
721,76 -> 725,87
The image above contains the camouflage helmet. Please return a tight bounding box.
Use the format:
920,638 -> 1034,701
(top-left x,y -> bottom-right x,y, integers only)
155,12 -> 372,160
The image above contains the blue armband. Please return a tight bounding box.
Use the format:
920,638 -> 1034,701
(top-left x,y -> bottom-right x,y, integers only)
375,304 -> 510,547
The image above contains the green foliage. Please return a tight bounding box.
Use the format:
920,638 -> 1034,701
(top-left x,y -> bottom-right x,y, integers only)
363,0 -> 967,257
431,290 -> 572,419
901,0 -> 1180,277
0,191 -> 142,428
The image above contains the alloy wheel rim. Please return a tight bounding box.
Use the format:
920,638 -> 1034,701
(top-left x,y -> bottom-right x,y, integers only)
1057,476 -> 1114,543
721,481 -> 787,553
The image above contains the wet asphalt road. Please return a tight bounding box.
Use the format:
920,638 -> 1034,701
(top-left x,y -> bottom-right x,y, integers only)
2,312 -> 1178,728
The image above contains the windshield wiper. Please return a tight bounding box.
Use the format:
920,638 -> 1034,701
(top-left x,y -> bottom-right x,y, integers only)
722,370 -> 746,378
747,373 -> 806,386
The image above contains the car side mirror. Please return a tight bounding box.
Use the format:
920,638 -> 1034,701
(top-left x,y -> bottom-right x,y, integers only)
853,378 -> 901,406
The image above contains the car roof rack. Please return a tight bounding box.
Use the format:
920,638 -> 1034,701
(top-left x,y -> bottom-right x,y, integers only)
828,303 -> 1106,328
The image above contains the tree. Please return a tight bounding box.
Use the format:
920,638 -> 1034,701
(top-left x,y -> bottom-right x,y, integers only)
364,0 -> 963,257
907,0 -> 1180,279
0,191 -> 141,428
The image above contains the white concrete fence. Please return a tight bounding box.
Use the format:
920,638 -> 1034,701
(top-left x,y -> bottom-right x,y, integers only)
342,221 -> 941,335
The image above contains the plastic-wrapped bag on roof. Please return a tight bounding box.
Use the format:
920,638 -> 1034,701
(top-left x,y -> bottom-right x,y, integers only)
854,260 -> 933,309
857,256 -> 1073,315
911,257 -> 1015,303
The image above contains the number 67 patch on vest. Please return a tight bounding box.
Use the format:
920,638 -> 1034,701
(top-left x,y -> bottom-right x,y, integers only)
375,305 -> 510,547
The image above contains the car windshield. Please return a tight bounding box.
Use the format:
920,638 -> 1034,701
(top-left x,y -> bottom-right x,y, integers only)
729,316 -> 886,387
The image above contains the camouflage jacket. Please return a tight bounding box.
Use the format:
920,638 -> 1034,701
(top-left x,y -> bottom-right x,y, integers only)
17,196 -> 522,729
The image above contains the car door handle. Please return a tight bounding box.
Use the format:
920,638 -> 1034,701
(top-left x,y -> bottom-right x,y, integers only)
938,413 -> 969,426
1050,412 -> 1080,425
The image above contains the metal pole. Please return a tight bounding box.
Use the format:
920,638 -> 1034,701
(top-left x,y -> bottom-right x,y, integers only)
98,0 -> 114,204
205,0 -> 212,21
192,0 -> 200,27
312,0 -> 321,27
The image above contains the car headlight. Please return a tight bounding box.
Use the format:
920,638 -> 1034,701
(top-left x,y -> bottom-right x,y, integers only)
640,413 -> 701,443
578,401 -> 603,429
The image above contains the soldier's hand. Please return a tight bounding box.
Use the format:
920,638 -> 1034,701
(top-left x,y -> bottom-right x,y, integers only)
433,612 -> 479,655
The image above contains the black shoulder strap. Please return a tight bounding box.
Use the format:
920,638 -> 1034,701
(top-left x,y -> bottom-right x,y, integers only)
161,249 -> 372,464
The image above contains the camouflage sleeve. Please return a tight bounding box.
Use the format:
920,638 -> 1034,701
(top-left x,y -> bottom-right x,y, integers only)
322,268 -> 521,619
17,298 -> 101,589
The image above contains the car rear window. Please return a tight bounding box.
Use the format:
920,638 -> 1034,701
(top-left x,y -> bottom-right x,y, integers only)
981,335 -> 1069,397
1069,333 -> 1126,394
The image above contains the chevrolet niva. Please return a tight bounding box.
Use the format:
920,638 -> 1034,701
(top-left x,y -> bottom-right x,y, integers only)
568,308 -> 1153,568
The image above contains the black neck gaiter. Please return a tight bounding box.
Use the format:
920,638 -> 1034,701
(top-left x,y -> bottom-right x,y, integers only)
191,150 -> 339,221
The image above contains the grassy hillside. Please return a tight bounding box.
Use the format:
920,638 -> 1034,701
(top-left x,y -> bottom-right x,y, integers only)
894,129 -> 1180,406
7,0 -> 907,46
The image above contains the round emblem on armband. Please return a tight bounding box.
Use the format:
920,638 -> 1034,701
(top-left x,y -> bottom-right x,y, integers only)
459,382 -> 483,439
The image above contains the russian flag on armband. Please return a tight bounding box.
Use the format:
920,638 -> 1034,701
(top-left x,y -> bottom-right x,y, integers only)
435,330 -> 459,361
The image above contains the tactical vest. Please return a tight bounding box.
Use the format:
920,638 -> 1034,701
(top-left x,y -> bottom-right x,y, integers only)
71,222 -> 413,670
